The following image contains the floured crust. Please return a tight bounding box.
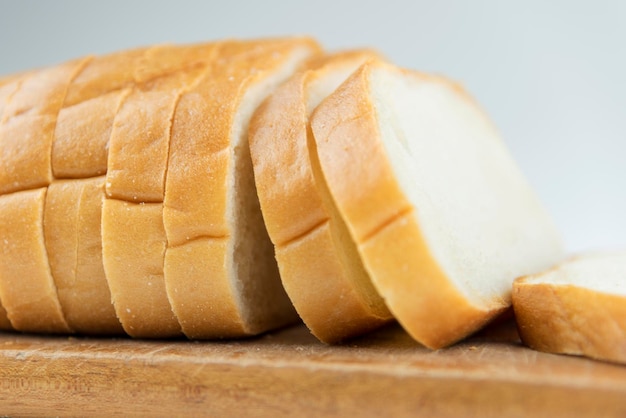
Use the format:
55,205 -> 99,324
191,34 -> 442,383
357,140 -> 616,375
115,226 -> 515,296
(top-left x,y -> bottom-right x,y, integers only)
0,188 -> 71,333
310,62 -> 510,348
513,275 -> 626,364
249,51 -> 393,343
102,199 -> 180,337
163,38 -> 320,338
45,177 -> 122,334
102,60 -> 214,338
0,57 -> 91,194
63,47 -> 148,107
53,89 -> 130,178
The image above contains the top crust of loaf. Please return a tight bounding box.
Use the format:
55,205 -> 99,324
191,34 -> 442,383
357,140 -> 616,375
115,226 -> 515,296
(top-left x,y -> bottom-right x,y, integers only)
311,60 -> 563,348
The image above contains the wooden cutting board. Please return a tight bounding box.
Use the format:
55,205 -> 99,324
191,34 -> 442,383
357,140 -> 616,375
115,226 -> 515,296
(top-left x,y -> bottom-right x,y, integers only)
1,320 -> 625,417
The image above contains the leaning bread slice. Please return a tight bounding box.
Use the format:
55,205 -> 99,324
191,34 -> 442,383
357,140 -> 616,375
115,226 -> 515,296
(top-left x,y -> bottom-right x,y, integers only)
310,60 -> 563,349
513,252 -> 626,364
163,38 -> 321,338
249,51 -> 393,343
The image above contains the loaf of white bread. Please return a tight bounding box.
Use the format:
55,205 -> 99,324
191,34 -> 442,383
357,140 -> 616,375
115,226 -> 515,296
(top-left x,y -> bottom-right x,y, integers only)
0,37 -> 573,351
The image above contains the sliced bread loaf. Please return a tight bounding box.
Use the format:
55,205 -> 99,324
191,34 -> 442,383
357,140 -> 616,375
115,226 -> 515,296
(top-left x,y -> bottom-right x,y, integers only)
513,252 -> 626,364
249,51 -> 393,343
310,60 -> 563,348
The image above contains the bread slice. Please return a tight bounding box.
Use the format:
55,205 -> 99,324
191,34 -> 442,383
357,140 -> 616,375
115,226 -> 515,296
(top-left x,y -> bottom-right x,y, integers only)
44,177 -> 122,334
249,51 -> 394,343
102,64 -> 212,338
0,59 -> 91,333
310,60 -> 563,349
0,188 -> 72,333
162,38 -> 321,338
513,252 -> 626,363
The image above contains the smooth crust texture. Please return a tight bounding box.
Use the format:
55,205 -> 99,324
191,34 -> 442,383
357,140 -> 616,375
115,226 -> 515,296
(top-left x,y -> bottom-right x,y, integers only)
163,38 -> 319,338
249,51 -> 393,343
0,188 -> 71,333
310,62 -> 512,348
513,273 -> 626,364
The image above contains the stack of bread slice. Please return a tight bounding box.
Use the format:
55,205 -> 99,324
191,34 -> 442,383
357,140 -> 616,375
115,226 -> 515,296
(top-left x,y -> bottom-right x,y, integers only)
9,37 -> 615,356
0,38 -> 320,337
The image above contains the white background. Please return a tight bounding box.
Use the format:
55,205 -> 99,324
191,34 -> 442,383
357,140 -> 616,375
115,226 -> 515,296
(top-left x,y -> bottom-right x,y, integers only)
1,0 -> 624,253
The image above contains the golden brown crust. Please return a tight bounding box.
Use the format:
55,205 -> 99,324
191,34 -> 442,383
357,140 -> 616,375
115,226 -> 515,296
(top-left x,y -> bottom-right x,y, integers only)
44,180 -> 82,324
513,279 -> 626,364
102,199 -> 180,337
163,38 -> 320,338
0,188 -> 71,333
76,178 -> 123,334
249,51 -> 393,343
107,64 -> 210,202
45,178 -> 122,334
0,57 -> 91,195
102,62 -> 214,338
53,89 -> 130,178
250,73 -> 327,245
63,47 -> 148,107
360,212 -> 506,348
311,63 -> 411,241
310,61 -> 507,348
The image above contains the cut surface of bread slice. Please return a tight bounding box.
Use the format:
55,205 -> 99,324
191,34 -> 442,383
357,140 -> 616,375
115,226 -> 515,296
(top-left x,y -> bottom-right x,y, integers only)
513,252 -> 626,364
45,177 -> 122,334
310,60 -> 563,349
163,38 -> 320,338
0,188 -> 72,333
249,51 -> 393,343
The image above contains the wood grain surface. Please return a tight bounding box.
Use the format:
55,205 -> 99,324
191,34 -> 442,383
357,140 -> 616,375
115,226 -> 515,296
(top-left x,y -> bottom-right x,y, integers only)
0,321 -> 625,417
